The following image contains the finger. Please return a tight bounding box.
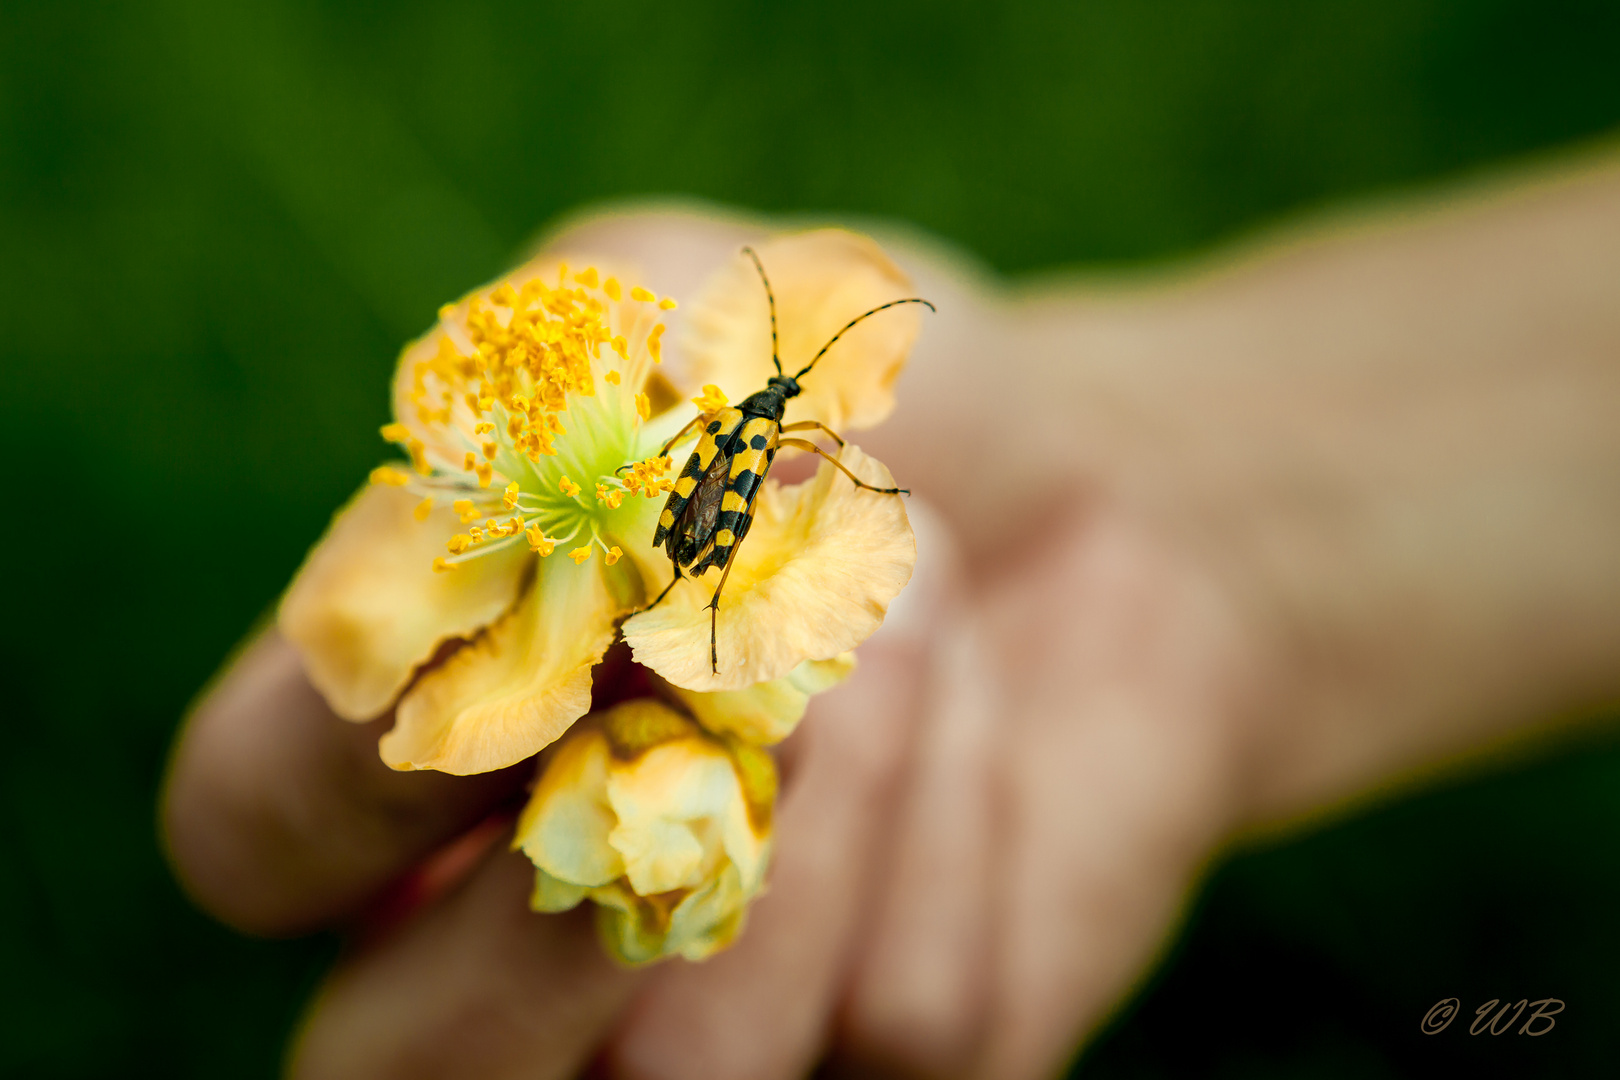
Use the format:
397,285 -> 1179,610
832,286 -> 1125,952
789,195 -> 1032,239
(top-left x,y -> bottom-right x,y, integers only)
600,503 -> 962,1080
162,630 -> 529,935
973,508 -> 1252,1080
835,618 -> 1000,1078
291,844 -> 641,1080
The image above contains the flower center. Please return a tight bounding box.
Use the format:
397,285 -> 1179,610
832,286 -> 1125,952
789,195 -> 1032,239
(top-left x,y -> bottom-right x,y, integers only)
368,264 -> 680,571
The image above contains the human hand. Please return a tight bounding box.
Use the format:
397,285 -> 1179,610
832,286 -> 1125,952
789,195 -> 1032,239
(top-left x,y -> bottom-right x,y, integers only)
163,163 -> 1620,1078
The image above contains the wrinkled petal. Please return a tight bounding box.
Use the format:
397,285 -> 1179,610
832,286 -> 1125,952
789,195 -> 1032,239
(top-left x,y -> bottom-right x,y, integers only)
670,653 -> 856,744
380,555 -> 622,774
664,860 -> 755,961
531,870 -> 589,914
514,728 -> 624,889
605,736 -> 763,896
586,881 -> 671,966
278,484 -> 528,721
623,443 -> 915,691
683,230 -> 923,432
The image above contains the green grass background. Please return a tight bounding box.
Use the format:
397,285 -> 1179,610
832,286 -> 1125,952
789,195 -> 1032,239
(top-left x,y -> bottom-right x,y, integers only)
2,1 -> 1618,1075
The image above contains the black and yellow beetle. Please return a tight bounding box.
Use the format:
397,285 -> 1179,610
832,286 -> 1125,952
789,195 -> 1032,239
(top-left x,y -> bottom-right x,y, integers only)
639,247 -> 934,673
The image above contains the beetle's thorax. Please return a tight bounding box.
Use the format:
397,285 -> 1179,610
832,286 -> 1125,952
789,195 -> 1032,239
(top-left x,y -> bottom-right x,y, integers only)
738,376 -> 801,421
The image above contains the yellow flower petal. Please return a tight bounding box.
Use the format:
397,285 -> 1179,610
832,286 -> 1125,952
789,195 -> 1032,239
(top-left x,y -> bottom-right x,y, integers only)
605,735 -> 765,896
684,230 -> 923,433
514,728 -> 625,889
379,554 -> 623,773
623,443 -> 914,691
670,653 -> 856,744
278,484 -> 527,721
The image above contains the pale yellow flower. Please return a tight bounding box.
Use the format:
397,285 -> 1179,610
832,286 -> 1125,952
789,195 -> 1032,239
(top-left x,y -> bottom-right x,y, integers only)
515,699 -> 776,964
278,230 -> 922,774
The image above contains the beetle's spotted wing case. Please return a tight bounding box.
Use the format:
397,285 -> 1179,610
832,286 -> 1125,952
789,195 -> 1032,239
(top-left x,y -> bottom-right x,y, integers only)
688,415 -> 779,575
655,406 -> 745,553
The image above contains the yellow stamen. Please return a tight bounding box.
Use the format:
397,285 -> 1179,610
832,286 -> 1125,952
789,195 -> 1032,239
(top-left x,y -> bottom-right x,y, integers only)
635,392 -> 651,421
605,370 -> 621,385
447,534 -> 472,555
559,476 -> 581,498
692,384 -> 728,412
452,499 -> 479,524
369,465 -> 411,487
658,297 -> 677,311
503,482 -> 521,510
526,526 -> 555,556
431,557 -> 457,573
481,441 -> 497,460
474,421 -> 495,435
574,266 -> 600,288
413,497 -> 434,521
595,484 -> 624,510
630,286 -> 656,303
463,451 -> 477,472
647,323 -> 664,363
605,546 -> 623,565
380,423 -> 411,442
569,545 -> 592,564
604,277 -> 622,301
474,461 -> 493,488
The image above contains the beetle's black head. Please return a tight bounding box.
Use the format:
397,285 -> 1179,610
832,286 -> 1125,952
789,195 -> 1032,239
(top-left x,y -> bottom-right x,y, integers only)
766,375 -> 802,399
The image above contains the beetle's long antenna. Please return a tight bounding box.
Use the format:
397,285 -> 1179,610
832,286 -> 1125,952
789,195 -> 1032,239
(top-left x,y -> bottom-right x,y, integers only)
794,297 -> 935,381
742,247 -> 782,377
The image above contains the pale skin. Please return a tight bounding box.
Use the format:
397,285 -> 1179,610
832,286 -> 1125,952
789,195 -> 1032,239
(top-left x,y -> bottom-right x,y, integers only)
162,149 -> 1620,1079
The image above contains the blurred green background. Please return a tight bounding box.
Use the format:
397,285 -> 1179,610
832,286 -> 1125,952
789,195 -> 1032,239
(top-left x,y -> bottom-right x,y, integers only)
3,0 -> 1618,1075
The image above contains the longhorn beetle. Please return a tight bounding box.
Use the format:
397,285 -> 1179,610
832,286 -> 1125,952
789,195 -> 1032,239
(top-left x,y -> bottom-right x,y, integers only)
635,247 -> 934,674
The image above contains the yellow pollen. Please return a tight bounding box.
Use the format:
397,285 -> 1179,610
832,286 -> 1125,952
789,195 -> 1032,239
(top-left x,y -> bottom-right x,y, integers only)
503,482 -> 520,509
635,392 -> 651,421
693,384 -> 728,412
452,499 -> 479,523
658,297 -> 677,311
432,557 -> 457,573
559,476 -> 581,498
407,438 -> 430,476
380,423 -> 411,442
481,441 -> 497,460
475,461 -> 493,488
594,484 -> 624,509
463,451 -> 477,471
525,526 -> 555,555
369,465 -> 411,487
569,545 -> 592,564
647,323 -> 664,363
468,526 -> 484,543
605,546 -> 623,565
604,277 -> 622,301
574,266 -> 600,288
447,534 -> 472,555
474,421 -> 495,435
631,286 -> 656,303
413,497 -> 434,521
605,370 -> 621,385
611,335 -> 628,359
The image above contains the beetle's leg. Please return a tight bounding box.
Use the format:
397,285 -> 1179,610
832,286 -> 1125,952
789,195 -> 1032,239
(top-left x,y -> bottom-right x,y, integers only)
642,564 -> 683,613
705,555 -> 741,674
658,414 -> 707,459
776,437 -> 909,495
779,419 -> 845,448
